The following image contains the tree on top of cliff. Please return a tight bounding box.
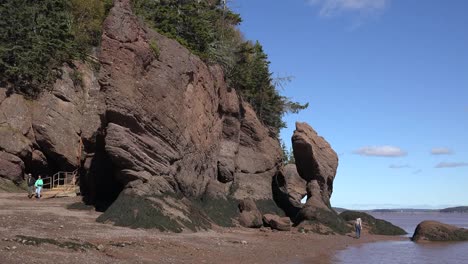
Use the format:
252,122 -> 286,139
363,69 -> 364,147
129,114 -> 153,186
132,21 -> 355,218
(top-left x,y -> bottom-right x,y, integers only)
228,41 -> 309,134
0,0 -> 111,98
132,0 -> 308,135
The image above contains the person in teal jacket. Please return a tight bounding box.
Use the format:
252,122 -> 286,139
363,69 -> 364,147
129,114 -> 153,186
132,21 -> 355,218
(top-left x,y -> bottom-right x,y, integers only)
35,175 -> 44,199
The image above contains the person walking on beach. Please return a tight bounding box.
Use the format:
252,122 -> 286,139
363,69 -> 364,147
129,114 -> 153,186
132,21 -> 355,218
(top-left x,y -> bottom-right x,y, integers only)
355,218 -> 362,239
26,173 -> 35,199
34,175 -> 44,199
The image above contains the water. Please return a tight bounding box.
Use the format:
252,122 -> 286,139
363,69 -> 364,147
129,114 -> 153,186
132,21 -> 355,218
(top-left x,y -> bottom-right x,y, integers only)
334,212 -> 468,264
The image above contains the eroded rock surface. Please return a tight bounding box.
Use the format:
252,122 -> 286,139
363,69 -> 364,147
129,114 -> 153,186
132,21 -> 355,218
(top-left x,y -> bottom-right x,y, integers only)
273,164 -> 307,218
95,0 -> 282,230
291,122 -> 348,233
0,61 -> 102,181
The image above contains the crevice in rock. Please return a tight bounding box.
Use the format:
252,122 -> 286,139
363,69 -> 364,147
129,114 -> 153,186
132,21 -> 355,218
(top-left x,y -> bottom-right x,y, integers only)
271,171 -> 301,220
52,92 -> 71,102
80,125 -> 124,212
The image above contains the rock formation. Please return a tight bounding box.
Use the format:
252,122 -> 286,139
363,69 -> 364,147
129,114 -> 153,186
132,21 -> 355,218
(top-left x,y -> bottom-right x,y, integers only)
290,122 -> 349,233
0,0 -> 351,235
0,62 -> 102,180
412,221 -> 468,242
273,164 -> 307,218
0,0 -> 282,231
94,0 -> 282,231
340,211 -> 406,235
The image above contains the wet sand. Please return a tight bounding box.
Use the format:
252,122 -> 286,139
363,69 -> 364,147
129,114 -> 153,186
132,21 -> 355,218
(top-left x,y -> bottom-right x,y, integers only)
0,193 -> 405,264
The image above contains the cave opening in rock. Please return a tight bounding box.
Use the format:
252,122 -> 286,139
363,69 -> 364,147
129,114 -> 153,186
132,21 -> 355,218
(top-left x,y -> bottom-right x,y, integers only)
80,132 -> 124,212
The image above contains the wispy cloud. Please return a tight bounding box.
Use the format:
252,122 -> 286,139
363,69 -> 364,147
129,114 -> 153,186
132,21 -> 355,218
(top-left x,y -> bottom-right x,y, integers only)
307,0 -> 390,17
354,146 -> 407,157
412,169 -> 422,175
389,164 -> 410,169
431,147 -> 453,155
435,162 -> 468,168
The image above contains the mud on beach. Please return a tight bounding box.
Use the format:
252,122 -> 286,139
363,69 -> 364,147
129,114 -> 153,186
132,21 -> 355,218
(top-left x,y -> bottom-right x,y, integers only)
0,193 -> 404,264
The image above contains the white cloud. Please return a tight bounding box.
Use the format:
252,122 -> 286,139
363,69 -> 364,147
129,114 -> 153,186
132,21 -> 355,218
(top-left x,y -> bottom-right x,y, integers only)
353,145 -> 407,157
431,147 -> 453,155
389,164 -> 410,169
435,162 -> 468,168
307,0 -> 389,17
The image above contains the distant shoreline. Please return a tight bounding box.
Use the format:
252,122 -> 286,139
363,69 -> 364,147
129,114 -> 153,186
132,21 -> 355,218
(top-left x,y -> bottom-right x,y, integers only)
334,206 -> 468,214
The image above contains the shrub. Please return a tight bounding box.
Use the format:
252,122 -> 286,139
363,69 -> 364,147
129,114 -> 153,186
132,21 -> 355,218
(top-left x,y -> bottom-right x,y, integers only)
149,39 -> 160,59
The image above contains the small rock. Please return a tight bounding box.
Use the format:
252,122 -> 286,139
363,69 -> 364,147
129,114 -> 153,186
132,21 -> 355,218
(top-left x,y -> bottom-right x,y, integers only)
97,244 -> 105,251
5,246 -> 10,250
22,240 -> 27,244
59,225 -> 64,229
241,240 -> 248,245
11,246 -> 17,250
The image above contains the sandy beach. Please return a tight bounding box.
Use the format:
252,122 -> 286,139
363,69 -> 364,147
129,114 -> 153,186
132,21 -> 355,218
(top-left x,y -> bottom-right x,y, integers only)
0,193 -> 405,264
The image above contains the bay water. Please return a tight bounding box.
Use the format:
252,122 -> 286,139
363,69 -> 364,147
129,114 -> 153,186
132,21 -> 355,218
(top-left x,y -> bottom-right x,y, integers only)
334,212 -> 468,264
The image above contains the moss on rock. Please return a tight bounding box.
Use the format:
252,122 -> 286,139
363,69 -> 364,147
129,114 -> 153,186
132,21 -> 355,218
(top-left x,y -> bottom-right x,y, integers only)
97,192 -> 211,232
192,196 -> 238,227
340,210 -> 407,236
296,207 -> 351,235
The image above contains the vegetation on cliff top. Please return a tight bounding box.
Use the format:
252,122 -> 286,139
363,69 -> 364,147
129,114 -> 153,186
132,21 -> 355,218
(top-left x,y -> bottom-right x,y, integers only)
131,0 -> 308,135
1,0 -> 307,135
0,0 -> 111,97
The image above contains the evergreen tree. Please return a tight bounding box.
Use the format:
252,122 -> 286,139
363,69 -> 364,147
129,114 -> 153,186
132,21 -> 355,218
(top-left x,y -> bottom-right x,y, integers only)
0,0 -> 111,97
229,41 -> 308,134
0,0 -> 75,96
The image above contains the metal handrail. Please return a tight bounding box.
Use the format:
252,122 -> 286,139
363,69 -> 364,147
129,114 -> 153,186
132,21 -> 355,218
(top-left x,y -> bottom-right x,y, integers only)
42,169 -> 79,190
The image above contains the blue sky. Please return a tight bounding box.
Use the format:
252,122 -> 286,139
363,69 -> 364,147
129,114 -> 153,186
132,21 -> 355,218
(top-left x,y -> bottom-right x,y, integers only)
233,0 -> 468,209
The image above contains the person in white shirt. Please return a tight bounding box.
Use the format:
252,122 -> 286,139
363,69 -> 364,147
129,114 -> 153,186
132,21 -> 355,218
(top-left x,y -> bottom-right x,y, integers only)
355,218 -> 363,238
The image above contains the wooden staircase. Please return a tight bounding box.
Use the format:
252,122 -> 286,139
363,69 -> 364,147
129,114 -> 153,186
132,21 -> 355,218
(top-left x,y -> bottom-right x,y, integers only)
42,170 -> 80,198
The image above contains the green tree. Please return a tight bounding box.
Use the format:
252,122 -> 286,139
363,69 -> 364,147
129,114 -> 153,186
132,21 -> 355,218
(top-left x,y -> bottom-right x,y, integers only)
132,0 -> 241,62
0,0 -> 111,97
0,0 -> 75,96
70,0 -> 113,57
229,41 -> 308,134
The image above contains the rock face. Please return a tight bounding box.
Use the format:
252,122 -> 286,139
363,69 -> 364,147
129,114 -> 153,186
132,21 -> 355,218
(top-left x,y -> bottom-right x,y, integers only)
0,61 -> 102,179
0,152 -> 25,183
412,221 -> 468,242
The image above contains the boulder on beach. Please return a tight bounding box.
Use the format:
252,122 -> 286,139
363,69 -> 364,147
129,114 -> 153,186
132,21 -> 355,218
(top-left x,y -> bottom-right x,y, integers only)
262,214 -> 291,231
238,199 -> 263,228
340,211 -> 407,236
412,221 -> 468,242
